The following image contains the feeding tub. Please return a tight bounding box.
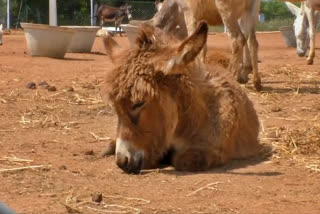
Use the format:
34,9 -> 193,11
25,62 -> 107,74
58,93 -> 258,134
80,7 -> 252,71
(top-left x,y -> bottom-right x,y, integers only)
120,24 -> 139,46
21,23 -> 75,58
62,26 -> 100,53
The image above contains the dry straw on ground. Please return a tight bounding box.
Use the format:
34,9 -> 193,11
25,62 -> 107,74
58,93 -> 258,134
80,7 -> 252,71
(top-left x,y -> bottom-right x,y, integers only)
63,191 -> 151,214
265,125 -> 320,172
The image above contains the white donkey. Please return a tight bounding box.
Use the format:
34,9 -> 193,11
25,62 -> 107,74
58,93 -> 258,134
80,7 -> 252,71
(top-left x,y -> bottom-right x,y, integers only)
0,24 -> 3,46
286,1 -> 320,64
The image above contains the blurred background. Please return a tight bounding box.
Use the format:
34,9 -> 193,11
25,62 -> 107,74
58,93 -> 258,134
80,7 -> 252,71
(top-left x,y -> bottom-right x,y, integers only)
0,0 -> 302,31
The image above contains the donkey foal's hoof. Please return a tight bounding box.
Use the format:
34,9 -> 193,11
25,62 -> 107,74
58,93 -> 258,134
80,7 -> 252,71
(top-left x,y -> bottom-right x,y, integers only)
100,140 -> 116,157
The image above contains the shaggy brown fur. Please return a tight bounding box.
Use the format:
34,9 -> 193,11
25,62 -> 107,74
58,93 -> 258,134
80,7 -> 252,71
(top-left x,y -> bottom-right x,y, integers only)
206,50 -> 230,69
103,21 -> 260,174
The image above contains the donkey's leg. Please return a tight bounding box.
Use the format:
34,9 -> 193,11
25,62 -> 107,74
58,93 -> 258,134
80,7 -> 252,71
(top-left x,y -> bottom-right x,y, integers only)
118,21 -> 123,37
238,0 -> 261,91
238,17 -> 251,84
100,18 -> 104,27
239,43 -> 251,84
216,1 -> 245,83
247,30 -> 261,91
226,26 -> 245,83
306,8 -> 315,65
183,8 -> 208,62
183,6 -> 197,36
173,147 -> 210,172
114,21 -> 118,36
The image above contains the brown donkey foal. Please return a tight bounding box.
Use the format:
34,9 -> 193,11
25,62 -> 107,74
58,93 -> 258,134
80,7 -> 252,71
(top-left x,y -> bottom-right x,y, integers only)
103,21 -> 260,174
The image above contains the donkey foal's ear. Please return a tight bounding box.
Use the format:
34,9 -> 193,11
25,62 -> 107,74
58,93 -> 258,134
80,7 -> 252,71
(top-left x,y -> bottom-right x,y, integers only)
136,24 -> 156,48
164,21 -> 208,74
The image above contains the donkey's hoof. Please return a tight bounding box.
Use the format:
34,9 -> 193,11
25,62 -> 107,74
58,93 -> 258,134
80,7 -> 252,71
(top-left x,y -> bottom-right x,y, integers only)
254,78 -> 262,92
237,74 -> 249,84
307,58 -> 314,65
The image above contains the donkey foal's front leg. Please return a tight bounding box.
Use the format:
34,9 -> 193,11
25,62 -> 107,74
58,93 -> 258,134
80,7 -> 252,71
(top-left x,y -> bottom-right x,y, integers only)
100,140 -> 116,157
173,149 -> 210,172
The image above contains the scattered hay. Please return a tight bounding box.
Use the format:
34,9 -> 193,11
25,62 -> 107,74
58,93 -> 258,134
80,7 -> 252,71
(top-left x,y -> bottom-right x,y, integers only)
68,93 -> 104,105
186,181 -> 223,197
265,125 -> 320,172
1,156 -> 33,163
0,165 -> 51,173
64,192 -> 150,214
90,132 -> 112,142
103,195 -> 150,205
60,203 -> 82,213
305,163 -> 320,172
275,125 -> 320,157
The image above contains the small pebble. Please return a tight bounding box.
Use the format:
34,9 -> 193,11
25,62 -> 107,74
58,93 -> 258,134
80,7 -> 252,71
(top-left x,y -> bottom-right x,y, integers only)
83,83 -> 95,90
271,106 -> 282,112
47,86 -> 57,92
85,150 -> 94,156
92,192 -> 103,203
39,81 -> 50,89
266,131 -> 278,139
26,82 -> 36,89
59,165 -> 67,170
64,86 -> 74,92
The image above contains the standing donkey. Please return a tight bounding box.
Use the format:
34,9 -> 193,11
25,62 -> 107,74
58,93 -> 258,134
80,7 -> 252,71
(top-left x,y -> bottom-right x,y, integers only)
97,3 -> 133,36
286,1 -> 320,65
153,0 -> 262,91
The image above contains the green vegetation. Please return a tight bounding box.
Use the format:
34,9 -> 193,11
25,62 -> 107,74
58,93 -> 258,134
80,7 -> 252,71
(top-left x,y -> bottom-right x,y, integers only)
261,0 -> 296,21
257,18 -> 295,31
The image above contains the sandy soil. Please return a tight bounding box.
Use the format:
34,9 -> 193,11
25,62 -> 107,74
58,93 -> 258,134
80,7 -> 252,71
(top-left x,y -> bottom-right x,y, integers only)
0,31 -> 319,214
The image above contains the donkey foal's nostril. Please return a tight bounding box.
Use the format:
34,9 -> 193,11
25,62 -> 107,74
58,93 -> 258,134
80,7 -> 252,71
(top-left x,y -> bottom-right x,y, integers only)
116,154 -> 130,170
124,156 -> 129,166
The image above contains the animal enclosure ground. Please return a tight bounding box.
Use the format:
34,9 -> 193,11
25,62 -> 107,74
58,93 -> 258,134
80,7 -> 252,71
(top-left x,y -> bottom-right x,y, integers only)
0,31 -> 320,214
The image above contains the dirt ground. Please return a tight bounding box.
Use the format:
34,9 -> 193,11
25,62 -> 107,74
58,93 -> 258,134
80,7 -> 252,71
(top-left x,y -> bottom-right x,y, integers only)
0,30 -> 319,214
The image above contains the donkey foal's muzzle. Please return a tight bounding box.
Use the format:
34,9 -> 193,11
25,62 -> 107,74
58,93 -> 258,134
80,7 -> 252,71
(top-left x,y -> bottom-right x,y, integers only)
116,153 -> 143,174
115,138 -> 144,174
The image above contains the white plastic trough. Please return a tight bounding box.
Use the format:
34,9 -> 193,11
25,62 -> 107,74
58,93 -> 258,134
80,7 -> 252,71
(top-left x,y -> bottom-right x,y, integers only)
98,27 -> 124,37
62,26 -> 100,53
21,22 -> 75,58
120,24 -> 139,46
102,26 -> 124,33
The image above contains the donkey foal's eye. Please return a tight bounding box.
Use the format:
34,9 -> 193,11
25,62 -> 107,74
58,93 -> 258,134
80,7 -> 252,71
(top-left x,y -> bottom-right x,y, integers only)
132,101 -> 145,110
